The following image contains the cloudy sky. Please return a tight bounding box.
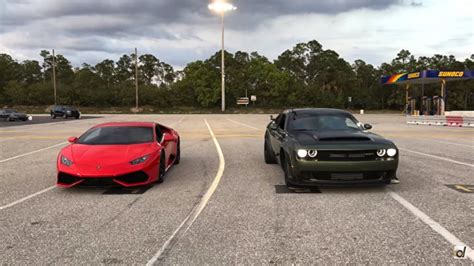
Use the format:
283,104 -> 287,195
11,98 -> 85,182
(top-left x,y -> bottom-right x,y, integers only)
0,0 -> 472,69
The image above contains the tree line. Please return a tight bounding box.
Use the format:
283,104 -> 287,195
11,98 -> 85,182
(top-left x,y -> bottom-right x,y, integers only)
1,40 -> 473,110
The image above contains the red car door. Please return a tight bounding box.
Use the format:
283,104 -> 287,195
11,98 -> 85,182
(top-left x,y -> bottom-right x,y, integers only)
156,124 -> 174,166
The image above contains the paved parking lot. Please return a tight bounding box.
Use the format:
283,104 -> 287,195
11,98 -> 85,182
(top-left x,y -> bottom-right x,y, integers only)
0,114 -> 473,264
0,115 -> 100,128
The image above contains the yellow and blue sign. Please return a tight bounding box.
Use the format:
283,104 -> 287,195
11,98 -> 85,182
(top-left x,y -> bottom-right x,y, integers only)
382,70 -> 473,85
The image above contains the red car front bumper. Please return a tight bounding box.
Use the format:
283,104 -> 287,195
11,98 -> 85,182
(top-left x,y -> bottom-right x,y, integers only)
57,163 -> 159,188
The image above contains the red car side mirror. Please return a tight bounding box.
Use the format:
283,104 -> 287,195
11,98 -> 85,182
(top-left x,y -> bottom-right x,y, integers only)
162,133 -> 175,143
68,136 -> 78,143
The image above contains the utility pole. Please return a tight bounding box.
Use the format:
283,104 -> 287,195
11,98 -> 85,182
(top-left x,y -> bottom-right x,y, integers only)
52,49 -> 57,105
135,47 -> 139,110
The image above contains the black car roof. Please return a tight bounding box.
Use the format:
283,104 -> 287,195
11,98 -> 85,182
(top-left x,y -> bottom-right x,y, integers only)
282,108 -> 352,116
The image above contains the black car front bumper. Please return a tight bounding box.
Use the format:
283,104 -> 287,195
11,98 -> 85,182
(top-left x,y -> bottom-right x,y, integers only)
288,152 -> 398,186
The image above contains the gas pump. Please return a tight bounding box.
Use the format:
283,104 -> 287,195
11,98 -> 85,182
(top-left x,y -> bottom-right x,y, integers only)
433,96 -> 442,115
421,96 -> 433,115
408,97 -> 417,116
427,97 -> 433,115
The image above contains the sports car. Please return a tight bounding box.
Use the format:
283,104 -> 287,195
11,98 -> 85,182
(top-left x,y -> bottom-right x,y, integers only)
56,122 -> 180,187
264,108 -> 399,186
0,108 -> 31,121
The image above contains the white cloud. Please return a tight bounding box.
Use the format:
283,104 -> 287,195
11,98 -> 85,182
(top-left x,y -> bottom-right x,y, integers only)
0,0 -> 472,68
223,0 -> 473,65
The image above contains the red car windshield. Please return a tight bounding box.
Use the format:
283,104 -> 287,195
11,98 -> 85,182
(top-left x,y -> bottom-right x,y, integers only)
77,126 -> 154,145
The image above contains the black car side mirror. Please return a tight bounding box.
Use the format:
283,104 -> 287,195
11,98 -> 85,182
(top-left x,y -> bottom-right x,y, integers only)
270,115 -> 275,121
363,123 -> 372,130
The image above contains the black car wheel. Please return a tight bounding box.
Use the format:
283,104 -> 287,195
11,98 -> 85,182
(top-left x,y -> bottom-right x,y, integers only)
63,114 -> 68,119
174,140 -> 180,165
264,133 -> 277,164
75,115 -> 80,119
156,152 -> 166,184
51,114 -> 56,119
6,116 -> 12,122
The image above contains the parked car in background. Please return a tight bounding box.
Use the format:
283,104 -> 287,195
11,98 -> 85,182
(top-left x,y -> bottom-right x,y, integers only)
50,105 -> 81,119
0,108 -> 30,121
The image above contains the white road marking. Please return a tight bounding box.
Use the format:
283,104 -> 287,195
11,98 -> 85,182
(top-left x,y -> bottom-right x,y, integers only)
425,139 -> 473,148
226,118 -> 261,130
399,148 -> 473,168
0,186 -> 55,211
0,142 -> 67,163
388,191 -> 474,261
146,119 -> 225,265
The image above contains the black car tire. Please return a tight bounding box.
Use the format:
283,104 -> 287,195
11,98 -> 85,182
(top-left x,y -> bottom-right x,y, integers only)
283,152 -> 297,187
6,116 -> 11,122
51,114 -> 56,119
63,114 -> 68,119
156,152 -> 166,184
174,140 -> 180,165
75,115 -> 80,119
264,134 -> 277,164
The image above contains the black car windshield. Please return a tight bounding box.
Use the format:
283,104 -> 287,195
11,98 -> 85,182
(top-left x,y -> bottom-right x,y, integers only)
5,109 -> 17,113
77,126 -> 154,145
288,114 -> 361,131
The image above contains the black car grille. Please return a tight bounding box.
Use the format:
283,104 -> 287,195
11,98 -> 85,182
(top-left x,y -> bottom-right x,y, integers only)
115,171 -> 149,184
80,178 -> 117,187
316,150 -> 377,161
58,172 -> 82,184
301,171 -> 392,181
58,171 -> 149,186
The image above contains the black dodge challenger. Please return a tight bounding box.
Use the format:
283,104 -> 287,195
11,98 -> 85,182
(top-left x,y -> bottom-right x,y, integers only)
264,108 -> 399,186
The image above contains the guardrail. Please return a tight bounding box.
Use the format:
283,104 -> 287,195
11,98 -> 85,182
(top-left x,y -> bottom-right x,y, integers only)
406,115 -> 474,127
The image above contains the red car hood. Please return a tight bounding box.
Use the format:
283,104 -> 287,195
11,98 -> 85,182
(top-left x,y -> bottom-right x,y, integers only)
62,143 -> 155,176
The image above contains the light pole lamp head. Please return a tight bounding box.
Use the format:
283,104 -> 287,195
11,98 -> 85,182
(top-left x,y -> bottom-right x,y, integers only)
208,1 -> 237,13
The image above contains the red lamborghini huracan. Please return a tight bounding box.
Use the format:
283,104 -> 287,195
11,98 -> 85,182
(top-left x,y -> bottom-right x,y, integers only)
56,122 -> 180,187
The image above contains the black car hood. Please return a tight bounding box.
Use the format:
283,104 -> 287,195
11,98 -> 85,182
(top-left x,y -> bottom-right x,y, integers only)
290,130 -> 392,145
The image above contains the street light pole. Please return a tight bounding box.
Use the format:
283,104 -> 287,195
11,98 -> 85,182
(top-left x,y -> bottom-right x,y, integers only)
208,1 -> 236,113
221,12 -> 225,112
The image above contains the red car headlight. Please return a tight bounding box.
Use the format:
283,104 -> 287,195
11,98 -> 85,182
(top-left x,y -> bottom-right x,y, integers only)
129,155 -> 149,165
61,155 -> 73,166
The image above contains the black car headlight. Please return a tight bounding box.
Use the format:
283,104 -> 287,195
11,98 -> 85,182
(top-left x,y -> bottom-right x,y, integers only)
297,149 -> 308,158
307,149 -> 318,158
61,155 -> 73,166
297,149 -> 318,158
376,149 -> 386,157
130,155 -> 149,165
387,148 -> 397,157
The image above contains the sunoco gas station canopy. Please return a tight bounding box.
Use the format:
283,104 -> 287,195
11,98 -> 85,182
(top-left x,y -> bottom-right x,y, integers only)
381,70 -> 474,85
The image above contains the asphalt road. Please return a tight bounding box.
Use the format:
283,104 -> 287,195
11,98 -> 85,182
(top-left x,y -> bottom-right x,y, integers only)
0,115 -> 101,128
0,114 -> 473,264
